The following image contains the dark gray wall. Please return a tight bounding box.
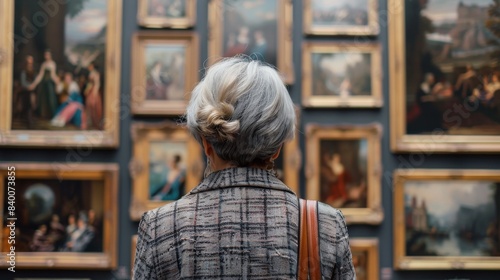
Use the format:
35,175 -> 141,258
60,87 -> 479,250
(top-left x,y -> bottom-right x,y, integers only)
1,0 -> 500,279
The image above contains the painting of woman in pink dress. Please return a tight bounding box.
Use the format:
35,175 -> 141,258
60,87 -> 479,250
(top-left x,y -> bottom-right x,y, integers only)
84,62 -> 103,130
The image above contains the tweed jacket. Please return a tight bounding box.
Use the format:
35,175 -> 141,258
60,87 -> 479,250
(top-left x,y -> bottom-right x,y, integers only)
133,167 -> 355,280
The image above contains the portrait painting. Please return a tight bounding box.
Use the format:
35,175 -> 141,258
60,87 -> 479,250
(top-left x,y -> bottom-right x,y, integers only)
0,0 -> 122,147
389,0 -> 500,152
350,239 -> 379,280
131,32 -> 198,115
306,124 -> 382,224
303,43 -> 382,108
0,163 -> 118,269
129,121 -> 203,220
208,0 -> 293,83
137,0 -> 196,28
304,0 -> 379,35
394,169 -> 500,270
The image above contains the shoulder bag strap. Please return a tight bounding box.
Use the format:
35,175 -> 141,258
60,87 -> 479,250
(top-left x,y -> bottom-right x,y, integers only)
298,199 -> 321,280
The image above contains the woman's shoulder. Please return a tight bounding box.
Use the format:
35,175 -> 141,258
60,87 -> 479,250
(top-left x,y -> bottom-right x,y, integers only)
317,202 -> 348,233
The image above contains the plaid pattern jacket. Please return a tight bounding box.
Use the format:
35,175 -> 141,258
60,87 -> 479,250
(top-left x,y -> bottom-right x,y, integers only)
133,167 -> 355,280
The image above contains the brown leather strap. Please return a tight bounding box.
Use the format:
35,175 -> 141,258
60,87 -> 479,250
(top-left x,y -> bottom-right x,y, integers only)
298,199 -> 309,280
298,199 -> 321,280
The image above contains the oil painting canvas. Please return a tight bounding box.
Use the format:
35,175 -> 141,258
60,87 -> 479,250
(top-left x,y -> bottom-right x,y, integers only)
311,0 -> 369,28
146,0 -> 186,18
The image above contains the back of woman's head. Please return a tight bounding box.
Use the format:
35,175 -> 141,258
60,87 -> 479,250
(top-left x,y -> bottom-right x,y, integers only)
186,57 -> 296,167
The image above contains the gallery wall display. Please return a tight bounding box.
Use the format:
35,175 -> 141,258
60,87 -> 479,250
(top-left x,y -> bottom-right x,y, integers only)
137,0 -> 196,28
129,121 -> 203,221
393,169 -> 500,270
350,238 -> 379,280
0,163 -> 118,269
0,0 -> 122,148
303,0 -> 379,36
302,42 -> 382,108
305,124 -> 383,224
131,32 -> 199,115
389,0 -> 500,153
208,0 -> 294,84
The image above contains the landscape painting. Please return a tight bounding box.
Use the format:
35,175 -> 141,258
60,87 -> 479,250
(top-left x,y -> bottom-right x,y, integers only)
137,0 -> 195,28
404,180 -> 500,257
405,0 -> 500,135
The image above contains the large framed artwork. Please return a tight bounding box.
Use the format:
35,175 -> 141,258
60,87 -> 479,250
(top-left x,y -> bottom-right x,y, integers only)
393,169 -> 500,270
208,0 -> 294,84
350,239 -> 379,280
137,0 -> 196,28
303,0 -> 379,36
389,0 -> 500,152
131,32 -> 199,115
305,124 -> 383,224
129,121 -> 203,221
302,43 -> 382,108
0,0 -> 122,148
0,163 -> 118,269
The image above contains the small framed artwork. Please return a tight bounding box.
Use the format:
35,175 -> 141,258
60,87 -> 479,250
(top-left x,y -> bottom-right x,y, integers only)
302,43 -> 382,108
208,0 -> 294,84
275,107 -> 301,194
389,0 -> 500,153
305,124 -> 383,224
0,163 -> 118,269
0,0 -> 122,148
303,0 -> 379,35
394,169 -> 500,270
129,121 -> 203,221
137,0 -> 196,28
350,239 -> 379,280
131,32 -> 199,115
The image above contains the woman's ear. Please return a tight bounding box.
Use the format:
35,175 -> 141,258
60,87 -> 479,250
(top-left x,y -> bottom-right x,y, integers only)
271,145 -> 283,160
201,137 -> 213,158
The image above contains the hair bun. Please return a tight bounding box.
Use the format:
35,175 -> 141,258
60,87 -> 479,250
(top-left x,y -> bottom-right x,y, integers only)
198,103 -> 240,141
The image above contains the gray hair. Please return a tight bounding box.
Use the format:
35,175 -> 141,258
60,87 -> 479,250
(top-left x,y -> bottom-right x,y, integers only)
186,57 -> 296,166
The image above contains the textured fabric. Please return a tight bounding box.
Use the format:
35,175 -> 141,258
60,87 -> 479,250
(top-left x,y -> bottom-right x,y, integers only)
133,167 -> 355,280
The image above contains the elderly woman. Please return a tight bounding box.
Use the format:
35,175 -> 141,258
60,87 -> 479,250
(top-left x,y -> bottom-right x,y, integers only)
133,57 -> 354,279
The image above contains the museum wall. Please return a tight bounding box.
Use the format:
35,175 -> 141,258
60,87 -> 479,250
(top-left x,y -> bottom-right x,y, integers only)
1,0 -> 500,279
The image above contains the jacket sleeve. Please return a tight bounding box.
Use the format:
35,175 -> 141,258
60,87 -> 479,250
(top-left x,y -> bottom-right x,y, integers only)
133,210 -> 158,280
332,210 -> 356,280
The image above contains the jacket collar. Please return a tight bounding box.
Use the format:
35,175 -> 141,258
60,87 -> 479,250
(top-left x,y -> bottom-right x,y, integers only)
187,167 -> 296,195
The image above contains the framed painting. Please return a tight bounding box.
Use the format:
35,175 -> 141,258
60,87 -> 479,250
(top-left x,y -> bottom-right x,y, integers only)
0,163 -> 118,269
302,43 -> 382,108
303,0 -> 379,36
137,0 -> 196,28
208,0 -> 294,84
350,239 -> 379,280
393,169 -> 500,270
305,124 -> 383,224
131,32 -> 199,115
389,0 -> 500,153
129,121 -> 203,221
0,0 -> 122,148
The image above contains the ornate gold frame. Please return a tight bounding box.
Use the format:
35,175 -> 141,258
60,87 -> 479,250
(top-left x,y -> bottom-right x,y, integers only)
303,0 -> 379,35
137,0 -> 196,28
302,43 -> 382,108
131,31 -> 199,115
305,123 -> 383,224
0,0 -> 122,148
208,0 -> 294,84
129,121 -> 203,221
0,163 -> 118,269
131,235 -> 137,271
393,169 -> 500,270
281,107 -> 301,194
388,0 -> 500,153
350,238 -> 379,280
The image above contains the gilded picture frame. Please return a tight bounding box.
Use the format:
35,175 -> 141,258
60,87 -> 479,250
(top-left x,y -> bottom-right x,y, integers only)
388,0 -> 500,153
393,169 -> 500,270
137,0 -> 196,28
302,43 -> 382,108
0,0 -> 122,148
0,163 -> 118,269
279,106 -> 302,194
303,0 -> 379,36
305,123 -> 383,224
350,238 -> 379,280
129,121 -> 203,221
208,0 -> 294,84
131,235 -> 137,271
131,32 -> 199,115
